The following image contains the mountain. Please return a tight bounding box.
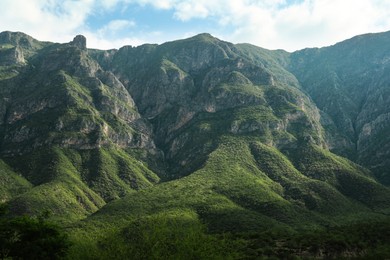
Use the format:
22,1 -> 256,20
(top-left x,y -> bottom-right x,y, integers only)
0,32 -> 160,222
0,30 -> 390,258
287,32 -> 390,185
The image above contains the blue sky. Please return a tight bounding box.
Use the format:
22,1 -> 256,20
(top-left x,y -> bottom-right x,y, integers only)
1,0 -> 390,51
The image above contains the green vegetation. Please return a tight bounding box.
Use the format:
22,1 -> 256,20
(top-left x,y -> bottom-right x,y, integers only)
2,146 -> 160,223
234,219 -> 390,259
68,212 -> 390,259
0,44 -> 14,50
0,160 -> 32,202
0,65 -> 19,80
235,43 -> 299,87
63,136 -> 389,258
0,205 -> 71,260
69,210 -> 243,259
216,83 -> 263,98
1,30 -> 390,259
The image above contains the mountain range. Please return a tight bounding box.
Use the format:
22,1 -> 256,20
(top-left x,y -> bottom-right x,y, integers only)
0,30 -> 390,258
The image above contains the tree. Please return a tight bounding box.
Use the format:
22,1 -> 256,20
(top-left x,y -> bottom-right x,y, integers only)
0,205 -> 71,260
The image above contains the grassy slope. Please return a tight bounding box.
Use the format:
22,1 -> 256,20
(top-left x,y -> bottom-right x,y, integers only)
2,146 -> 160,223
67,135 -> 390,258
0,160 -> 32,202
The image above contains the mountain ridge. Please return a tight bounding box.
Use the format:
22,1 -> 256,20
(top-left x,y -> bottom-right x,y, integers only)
1,28 -> 389,207
1,30 -> 390,258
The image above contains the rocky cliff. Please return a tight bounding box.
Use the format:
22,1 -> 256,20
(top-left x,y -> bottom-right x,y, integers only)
288,31 -> 390,185
0,32 -> 157,156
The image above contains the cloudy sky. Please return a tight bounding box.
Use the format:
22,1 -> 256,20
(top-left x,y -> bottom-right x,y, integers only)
1,0 -> 390,51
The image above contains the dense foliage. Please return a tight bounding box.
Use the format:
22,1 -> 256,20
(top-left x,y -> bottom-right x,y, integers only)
67,215 -> 390,259
0,206 -> 70,260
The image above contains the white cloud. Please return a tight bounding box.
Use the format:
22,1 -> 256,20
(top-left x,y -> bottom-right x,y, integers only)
0,0 -> 147,49
81,31 -> 145,49
98,19 -> 135,35
1,0 -> 390,51
128,0 -> 390,51
273,0 -> 390,50
0,0 -> 95,43
174,1 -> 210,21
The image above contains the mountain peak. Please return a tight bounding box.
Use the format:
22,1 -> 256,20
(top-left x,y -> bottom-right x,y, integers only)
190,33 -> 217,42
194,32 -> 213,38
0,31 -> 36,48
71,35 -> 87,49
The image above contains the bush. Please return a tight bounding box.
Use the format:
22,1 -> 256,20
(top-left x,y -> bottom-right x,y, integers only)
0,206 -> 71,260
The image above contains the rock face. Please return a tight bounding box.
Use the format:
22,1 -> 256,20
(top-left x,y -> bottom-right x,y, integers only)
0,46 -> 25,65
0,33 -> 156,157
104,33 -> 325,177
71,35 -> 87,49
288,31 -> 390,184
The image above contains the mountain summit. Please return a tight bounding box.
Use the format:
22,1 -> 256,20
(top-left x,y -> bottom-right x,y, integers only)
71,35 -> 87,49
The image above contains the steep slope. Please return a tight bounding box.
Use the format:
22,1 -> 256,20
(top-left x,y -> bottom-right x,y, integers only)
87,138 -> 390,229
0,32 -> 161,221
0,159 -> 31,202
1,35 -> 155,154
102,33 -> 327,179
288,31 -> 390,185
70,137 -> 390,258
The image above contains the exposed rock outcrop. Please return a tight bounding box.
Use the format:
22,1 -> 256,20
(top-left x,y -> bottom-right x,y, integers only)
71,35 -> 87,50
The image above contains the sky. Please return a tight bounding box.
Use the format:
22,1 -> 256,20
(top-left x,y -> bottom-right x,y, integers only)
1,0 -> 390,51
